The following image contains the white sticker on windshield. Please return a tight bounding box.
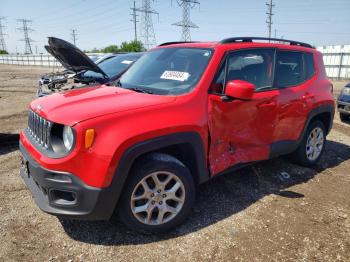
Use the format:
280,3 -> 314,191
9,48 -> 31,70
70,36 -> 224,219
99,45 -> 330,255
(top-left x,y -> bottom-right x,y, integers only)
121,60 -> 133,64
160,71 -> 190,81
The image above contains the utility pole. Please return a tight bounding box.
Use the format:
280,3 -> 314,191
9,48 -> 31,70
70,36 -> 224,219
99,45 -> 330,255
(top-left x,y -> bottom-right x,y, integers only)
0,17 -> 7,52
17,19 -> 34,54
130,0 -> 139,41
71,29 -> 78,46
266,0 -> 274,39
172,0 -> 200,41
134,0 -> 159,49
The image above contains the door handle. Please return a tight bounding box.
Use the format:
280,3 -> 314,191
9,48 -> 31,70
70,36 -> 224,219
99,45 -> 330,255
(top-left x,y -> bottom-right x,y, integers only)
257,101 -> 276,108
302,93 -> 315,100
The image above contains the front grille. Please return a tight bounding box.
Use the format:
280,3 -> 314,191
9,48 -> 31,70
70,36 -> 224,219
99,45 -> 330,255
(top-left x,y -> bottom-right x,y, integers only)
27,110 -> 52,148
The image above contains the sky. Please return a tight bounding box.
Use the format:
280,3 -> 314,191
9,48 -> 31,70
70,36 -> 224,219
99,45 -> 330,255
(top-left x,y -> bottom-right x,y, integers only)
1,0 -> 350,54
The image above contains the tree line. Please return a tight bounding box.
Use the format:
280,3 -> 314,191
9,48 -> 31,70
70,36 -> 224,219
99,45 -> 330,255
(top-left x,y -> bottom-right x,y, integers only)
85,40 -> 145,53
0,40 -> 145,55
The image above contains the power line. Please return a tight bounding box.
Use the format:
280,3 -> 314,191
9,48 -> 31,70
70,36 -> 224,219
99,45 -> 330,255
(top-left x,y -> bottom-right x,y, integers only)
17,19 -> 34,54
71,29 -> 78,46
172,0 -> 200,41
130,0 -> 139,41
0,17 -> 7,52
266,0 -> 275,39
134,0 -> 159,49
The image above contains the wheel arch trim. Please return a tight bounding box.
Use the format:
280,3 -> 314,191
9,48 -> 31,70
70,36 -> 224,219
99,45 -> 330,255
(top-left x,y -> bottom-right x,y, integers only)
269,104 -> 334,158
105,131 -> 210,217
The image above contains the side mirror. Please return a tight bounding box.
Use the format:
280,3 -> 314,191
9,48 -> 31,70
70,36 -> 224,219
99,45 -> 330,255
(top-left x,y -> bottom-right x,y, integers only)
224,80 -> 255,101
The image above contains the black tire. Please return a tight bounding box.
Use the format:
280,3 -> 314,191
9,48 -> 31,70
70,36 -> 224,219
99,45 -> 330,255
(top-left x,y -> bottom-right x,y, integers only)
116,153 -> 196,233
340,113 -> 348,122
290,120 -> 326,167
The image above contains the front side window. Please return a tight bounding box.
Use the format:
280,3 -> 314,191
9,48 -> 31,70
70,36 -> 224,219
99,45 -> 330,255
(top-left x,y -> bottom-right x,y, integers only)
118,48 -> 213,95
226,49 -> 275,91
210,62 -> 226,94
275,51 -> 304,87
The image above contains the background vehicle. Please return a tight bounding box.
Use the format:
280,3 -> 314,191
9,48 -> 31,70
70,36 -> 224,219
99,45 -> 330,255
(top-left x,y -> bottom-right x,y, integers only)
87,53 -> 109,63
20,37 -> 334,233
337,82 -> 350,122
37,37 -> 143,97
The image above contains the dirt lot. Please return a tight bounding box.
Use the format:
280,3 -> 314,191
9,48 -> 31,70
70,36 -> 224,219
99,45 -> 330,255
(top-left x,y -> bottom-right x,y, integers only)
0,64 -> 349,261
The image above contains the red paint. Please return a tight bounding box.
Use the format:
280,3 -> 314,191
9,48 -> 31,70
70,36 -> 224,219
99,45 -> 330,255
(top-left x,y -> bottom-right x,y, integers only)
20,41 -> 334,188
225,80 -> 255,100
208,89 -> 279,174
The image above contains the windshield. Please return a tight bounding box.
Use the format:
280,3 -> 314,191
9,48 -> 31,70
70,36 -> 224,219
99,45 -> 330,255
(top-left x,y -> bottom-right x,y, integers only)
118,48 -> 213,95
83,53 -> 142,79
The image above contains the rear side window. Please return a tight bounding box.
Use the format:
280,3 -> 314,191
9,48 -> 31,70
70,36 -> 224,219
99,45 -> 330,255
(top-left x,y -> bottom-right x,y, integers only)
304,52 -> 315,80
275,51 -> 304,87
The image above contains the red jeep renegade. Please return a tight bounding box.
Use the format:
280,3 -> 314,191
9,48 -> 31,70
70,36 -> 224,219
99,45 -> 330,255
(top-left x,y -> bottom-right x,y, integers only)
20,37 -> 334,233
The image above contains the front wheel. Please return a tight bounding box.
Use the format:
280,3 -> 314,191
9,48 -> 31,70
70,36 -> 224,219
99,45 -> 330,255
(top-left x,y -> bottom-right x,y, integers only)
290,120 -> 326,167
116,153 -> 195,233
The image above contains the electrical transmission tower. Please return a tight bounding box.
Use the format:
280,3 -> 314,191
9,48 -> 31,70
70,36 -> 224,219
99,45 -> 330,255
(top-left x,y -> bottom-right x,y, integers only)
0,17 -> 7,52
130,0 -> 139,41
266,0 -> 275,39
172,0 -> 200,41
71,29 -> 78,46
135,0 -> 159,49
17,19 -> 34,54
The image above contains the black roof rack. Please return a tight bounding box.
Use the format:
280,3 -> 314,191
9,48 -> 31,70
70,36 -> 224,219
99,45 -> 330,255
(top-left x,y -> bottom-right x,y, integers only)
220,37 -> 314,49
158,41 -> 199,47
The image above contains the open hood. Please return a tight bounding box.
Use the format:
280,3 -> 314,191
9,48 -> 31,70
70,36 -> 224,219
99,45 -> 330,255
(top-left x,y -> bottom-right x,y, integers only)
45,37 -> 108,78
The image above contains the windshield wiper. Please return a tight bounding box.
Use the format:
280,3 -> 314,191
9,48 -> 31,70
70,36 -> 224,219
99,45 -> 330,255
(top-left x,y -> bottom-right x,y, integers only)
128,87 -> 153,94
114,80 -> 152,94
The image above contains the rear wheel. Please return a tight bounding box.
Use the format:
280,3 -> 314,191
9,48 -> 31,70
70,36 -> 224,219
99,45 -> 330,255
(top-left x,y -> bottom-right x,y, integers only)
340,113 -> 348,122
290,120 -> 326,167
117,153 -> 195,233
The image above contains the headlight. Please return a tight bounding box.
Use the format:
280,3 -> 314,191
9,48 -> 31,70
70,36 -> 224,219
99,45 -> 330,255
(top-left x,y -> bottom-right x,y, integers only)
341,87 -> 350,95
62,125 -> 74,151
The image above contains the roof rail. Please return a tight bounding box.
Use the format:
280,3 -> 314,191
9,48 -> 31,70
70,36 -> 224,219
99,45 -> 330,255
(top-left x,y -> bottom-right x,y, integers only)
220,37 -> 314,48
158,41 -> 199,47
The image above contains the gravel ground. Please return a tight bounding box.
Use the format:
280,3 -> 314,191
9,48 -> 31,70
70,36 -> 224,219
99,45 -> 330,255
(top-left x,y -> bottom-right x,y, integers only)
0,64 -> 349,262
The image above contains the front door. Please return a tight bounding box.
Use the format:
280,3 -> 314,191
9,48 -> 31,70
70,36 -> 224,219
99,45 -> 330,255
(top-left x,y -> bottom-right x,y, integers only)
208,48 -> 279,175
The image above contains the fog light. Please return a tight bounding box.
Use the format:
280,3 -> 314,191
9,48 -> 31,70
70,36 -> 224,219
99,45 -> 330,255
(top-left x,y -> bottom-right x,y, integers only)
49,189 -> 77,206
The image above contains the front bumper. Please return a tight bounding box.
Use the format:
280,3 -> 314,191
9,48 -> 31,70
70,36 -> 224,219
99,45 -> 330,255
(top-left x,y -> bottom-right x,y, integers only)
337,100 -> 350,115
19,142 -> 117,220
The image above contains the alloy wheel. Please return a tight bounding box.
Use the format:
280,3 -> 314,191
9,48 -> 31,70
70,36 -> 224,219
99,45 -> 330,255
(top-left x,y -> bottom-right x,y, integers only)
130,171 -> 185,225
306,127 -> 324,161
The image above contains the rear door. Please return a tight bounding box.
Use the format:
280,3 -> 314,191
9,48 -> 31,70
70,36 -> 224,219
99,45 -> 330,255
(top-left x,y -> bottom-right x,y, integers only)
208,48 -> 279,175
273,50 -> 316,142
